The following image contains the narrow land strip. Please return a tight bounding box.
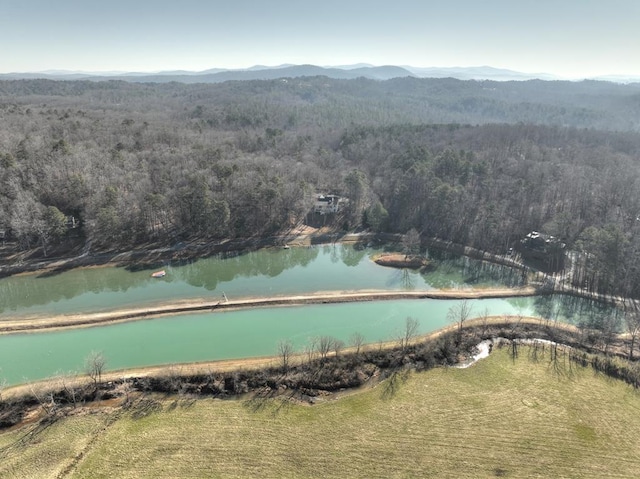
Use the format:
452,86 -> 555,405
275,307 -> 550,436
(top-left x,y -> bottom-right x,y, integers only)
0,286 -> 538,334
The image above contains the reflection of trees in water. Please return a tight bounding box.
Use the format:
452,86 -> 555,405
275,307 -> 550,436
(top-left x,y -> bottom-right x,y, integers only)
533,295 -> 560,323
0,267 -> 153,313
506,297 -> 530,315
179,246 -> 321,290
179,261 -> 218,290
531,294 -> 620,333
325,244 -> 340,264
340,245 -> 366,267
461,261 -> 524,288
0,247 -> 324,312
386,268 -> 416,290
400,269 -> 415,290
283,246 -> 320,268
420,250 -> 524,289
567,297 -> 621,332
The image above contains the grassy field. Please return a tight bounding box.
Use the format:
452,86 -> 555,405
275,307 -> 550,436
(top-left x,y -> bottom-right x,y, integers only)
2,346 -> 640,478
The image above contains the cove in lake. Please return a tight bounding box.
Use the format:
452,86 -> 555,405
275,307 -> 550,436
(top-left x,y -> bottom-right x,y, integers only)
0,244 -> 524,318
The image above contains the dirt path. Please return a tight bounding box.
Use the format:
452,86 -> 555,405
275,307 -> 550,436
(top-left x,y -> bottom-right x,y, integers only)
0,286 -> 539,335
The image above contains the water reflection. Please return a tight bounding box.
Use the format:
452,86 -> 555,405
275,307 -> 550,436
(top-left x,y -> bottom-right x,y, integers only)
340,244 -> 367,267
531,294 -> 619,331
421,253 -> 524,290
532,295 -> 562,321
179,246 -> 321,290
1,244 -> 526,317
0,247 -> 321,315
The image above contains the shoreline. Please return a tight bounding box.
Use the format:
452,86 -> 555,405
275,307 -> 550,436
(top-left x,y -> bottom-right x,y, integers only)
0,230 -> 531,281
0,229 -> 377,279
0,286 -> 539,335
3,315 -> 569,398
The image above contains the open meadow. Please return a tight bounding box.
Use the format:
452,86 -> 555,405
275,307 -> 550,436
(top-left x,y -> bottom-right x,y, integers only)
1,345 -> 640,478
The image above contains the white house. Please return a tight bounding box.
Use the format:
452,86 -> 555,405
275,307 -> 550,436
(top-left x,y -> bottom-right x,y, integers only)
313,194 -> 345,215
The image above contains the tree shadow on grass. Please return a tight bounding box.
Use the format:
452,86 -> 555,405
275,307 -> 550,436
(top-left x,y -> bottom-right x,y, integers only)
380,369 -> 410,401
129,397 -> 163,420
243,388 -> 296,416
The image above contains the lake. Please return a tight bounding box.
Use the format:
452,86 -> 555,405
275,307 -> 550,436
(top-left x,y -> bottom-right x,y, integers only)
0,244 -> 607,386
0,244 -> 523,318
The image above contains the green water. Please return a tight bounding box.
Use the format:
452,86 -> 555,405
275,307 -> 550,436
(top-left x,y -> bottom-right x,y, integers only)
0,298 -> 536,386
0,244 -> 607,386
0,244 -> 523,318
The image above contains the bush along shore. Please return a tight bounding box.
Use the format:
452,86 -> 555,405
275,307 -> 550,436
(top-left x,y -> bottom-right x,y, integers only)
1,318 -> 639,431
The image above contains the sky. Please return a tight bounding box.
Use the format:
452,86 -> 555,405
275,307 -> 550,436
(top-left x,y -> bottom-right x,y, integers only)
2,0 -> 639,78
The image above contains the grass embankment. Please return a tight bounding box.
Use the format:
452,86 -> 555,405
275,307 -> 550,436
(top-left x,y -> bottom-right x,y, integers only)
2,346 -> 640,478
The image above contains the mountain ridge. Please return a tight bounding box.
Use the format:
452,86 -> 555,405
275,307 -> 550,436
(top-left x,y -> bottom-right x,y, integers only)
1,64 -> 639,84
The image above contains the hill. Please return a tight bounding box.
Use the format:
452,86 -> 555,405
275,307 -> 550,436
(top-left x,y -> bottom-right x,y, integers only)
5,64 -> 639,83
0,64 -> 415,83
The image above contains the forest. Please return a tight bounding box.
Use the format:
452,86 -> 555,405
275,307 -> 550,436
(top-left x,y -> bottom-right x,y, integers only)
1,76 -> 640,297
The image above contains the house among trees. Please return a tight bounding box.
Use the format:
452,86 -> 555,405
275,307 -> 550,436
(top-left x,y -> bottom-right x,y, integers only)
313,194 -> 346,215
66,215 -> 79,229
519,231 -> 566,270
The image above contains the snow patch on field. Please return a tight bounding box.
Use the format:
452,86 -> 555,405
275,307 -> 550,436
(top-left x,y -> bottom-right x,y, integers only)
456,338 -> 567,368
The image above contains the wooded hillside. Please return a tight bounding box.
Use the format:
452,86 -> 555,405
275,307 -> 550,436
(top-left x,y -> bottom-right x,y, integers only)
1,76 -> 640,296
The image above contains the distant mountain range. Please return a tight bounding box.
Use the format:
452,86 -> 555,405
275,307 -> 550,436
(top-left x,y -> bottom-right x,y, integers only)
1,64 -> 639,84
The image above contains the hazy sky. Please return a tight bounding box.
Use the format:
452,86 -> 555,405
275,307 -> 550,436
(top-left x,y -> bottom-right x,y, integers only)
2,0 -> 639,77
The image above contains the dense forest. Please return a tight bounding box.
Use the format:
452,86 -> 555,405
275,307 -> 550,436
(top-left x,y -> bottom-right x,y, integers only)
2,76 -> 640,297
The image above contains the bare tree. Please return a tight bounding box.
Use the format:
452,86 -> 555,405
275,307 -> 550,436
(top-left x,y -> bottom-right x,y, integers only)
277,340 -> 295,372
398,317 -> 419,352
315,336 -> 334,361
0,376 -> 6,403
304,337 -> 319,365
333,339 -> 345,358
600,314 -> 621,355
509,314 -> 523,338
58,373 -> 79,408
447,300 -> 473,334
349,332 -> 365,355
624,309 -> 640,360
84,351 -> 107,390
28,383 -> 57,417
120,377 -> 133,407
479,307 -> 490,339
401,228 -> 421,259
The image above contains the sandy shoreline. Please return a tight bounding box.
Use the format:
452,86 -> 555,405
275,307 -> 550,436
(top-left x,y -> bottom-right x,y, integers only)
0,286 -> 538,335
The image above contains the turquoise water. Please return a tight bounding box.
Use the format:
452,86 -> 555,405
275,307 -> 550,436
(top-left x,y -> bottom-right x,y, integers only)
0,244 -> 522,317
0,297 -> 535,386
3,244 -> 604,386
